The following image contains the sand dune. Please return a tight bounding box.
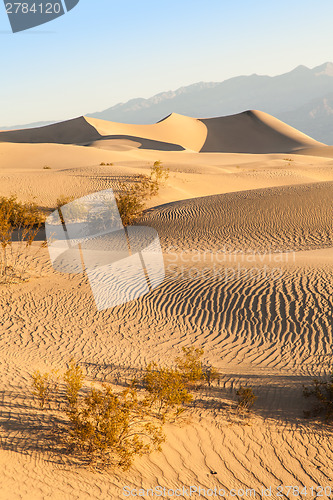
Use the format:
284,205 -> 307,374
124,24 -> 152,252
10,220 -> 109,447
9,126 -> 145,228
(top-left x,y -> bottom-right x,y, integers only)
0,110 -> 328,154
200,110 -> 325,153
0,113 -> 207,152
85,113 -> 207,152
0,111 -> 333,499
0,116 -> 100,145
141,182 -> 333,252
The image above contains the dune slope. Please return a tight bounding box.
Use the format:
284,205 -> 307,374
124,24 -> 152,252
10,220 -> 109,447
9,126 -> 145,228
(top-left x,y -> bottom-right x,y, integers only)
200,110 -> 325,153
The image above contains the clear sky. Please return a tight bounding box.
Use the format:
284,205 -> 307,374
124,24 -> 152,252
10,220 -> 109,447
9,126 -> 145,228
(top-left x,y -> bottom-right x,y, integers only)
1,0 -> 333,125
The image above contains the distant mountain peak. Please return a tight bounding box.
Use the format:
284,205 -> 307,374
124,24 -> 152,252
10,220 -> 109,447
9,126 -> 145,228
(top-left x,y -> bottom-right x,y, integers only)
314,62 -> 333,76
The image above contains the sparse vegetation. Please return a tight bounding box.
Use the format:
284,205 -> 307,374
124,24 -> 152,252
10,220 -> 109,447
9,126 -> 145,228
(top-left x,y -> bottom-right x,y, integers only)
303,373 -> 333,423
64,359 -> 84,410
115,188 -> 146,227
31,361 -> 165,469
100,162 -> 113,166
67,385 -> 164,469
175,346 -> 205,383
43,165 -> 51,170
56,195 -> 75,211
31,370 -> 59,409
116,161 -> 169,226
143,363 -> 192,421
175,346 -> 219,387
236,386 -> 257,411
0,196 -> 45,283
31,349 -> 219,470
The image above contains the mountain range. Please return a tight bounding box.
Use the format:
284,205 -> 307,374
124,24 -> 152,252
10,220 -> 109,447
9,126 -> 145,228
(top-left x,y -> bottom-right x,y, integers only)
2,63 -> 333,144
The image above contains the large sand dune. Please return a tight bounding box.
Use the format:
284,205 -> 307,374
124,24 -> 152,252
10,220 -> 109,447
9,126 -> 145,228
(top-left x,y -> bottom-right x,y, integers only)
0,112 -> 333,499
0,110 -> 328,154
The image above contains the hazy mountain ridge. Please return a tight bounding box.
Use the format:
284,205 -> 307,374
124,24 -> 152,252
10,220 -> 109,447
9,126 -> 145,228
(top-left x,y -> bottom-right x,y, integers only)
87,63 -> 333,144
2,63 -> 333,143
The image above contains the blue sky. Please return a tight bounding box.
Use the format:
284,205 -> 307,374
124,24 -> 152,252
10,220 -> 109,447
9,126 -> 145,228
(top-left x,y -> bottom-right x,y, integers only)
1,0 -> 333,125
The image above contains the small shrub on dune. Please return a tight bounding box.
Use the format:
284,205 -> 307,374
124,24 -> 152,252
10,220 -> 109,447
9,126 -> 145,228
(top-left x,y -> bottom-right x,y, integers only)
175,346 -> 219,387
115,187 -> 146,227
56,195 -> 75,212
31,351 -> 219,470
31,361 -> 164,470
43,165 -> 51,170
236,386 -> 257,411
116,161 -> 169,226
67,385 -> 164,469
0,196 -> 45,283
303,373 -> 333,423
143,362 -> 192,421
143,348 -> 219,420
64,359 -> 84,410
175,346 -> 205,383
31,370 -> 59,409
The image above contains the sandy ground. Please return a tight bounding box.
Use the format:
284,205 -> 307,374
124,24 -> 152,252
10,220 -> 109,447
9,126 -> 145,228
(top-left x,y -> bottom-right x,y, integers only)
0,113 -> 333,499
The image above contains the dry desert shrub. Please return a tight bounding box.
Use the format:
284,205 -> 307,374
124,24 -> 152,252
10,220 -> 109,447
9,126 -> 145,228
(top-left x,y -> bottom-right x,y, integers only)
143,363 -> 192,421
175,346 -> 219,387
0,196 -> 45,283
32,361 -> 165,469
67,384 -> 164,469
64,359 -> 84,410
31,370 -> 59,409
116,161 -> 169,226
236,386 -> 257,411
303,373 -> 333,423
31,351 -> 219,470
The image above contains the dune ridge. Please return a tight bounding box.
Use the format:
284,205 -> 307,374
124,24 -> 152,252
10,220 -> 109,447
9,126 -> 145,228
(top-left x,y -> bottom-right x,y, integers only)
0,110 -> 328,154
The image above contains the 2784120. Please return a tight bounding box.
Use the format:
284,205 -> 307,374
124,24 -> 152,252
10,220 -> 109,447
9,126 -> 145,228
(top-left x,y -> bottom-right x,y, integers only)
5,3 -> 62,14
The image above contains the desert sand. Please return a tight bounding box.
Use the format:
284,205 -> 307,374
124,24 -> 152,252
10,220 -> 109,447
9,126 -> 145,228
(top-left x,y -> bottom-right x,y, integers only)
0,111 -> 333,499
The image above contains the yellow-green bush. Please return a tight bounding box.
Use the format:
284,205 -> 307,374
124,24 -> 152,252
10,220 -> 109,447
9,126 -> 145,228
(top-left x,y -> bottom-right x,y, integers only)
67,385 -> 164,469
143,362 -> 192,420
0,196 -> 45,283
116,162 -> 169,226
31,370 -> 59,409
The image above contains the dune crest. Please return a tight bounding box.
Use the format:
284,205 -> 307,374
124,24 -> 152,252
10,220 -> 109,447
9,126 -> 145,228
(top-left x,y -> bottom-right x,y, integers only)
0,110 -> 328,154
85,113 -> 208,152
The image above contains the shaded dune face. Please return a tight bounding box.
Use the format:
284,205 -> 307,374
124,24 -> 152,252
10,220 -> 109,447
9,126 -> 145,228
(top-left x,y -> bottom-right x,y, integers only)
0,117 -> 101,145
199,110 -> 324,153
0,110 -> 325,154
141,182 -> 333,253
